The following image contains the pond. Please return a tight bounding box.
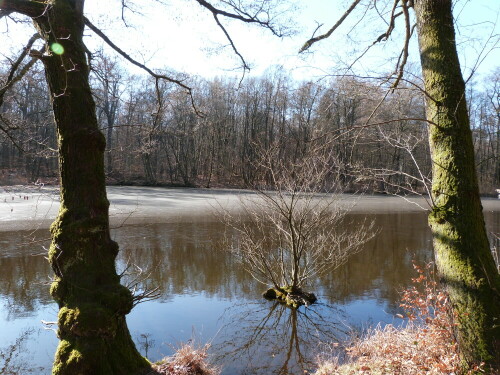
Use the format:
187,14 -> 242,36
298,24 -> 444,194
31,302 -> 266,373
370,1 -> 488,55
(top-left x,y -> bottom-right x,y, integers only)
0,189 -> 498,374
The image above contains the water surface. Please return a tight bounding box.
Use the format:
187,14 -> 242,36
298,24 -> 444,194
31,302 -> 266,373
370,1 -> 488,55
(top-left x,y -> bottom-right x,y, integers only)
0,201 -> 498,374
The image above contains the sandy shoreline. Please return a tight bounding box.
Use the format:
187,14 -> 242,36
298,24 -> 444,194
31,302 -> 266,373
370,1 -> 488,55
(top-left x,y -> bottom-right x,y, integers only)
1,185 -> 499,232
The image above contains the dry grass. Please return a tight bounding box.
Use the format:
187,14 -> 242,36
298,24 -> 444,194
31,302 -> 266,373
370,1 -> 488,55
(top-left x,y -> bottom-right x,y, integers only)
152,342 -> 220,375
316,321 -> 460,375
315,262 -> 486,375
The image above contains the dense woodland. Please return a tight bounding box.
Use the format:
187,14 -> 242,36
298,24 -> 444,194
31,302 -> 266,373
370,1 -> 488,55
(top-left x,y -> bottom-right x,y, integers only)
1,57 -> 498,194
0,0 -> 499,373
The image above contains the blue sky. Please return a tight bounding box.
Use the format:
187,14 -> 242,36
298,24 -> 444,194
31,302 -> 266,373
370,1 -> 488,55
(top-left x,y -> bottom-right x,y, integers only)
1,0 -> 499,83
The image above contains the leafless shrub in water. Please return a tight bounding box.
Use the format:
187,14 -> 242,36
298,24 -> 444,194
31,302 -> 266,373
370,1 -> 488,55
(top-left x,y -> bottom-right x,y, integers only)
218,143 -> 375,293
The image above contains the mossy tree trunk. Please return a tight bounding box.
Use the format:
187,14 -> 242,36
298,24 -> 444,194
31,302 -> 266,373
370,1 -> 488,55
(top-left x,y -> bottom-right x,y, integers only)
414,0 -> 500,368
0,1 -> 151,374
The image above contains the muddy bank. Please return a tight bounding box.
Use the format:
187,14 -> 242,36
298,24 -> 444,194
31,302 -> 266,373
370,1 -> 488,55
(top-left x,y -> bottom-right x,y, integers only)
1,185 -> 498,232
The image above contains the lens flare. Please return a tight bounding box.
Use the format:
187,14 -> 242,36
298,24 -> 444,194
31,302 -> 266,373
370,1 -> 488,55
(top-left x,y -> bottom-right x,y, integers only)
51,43 -> 65,55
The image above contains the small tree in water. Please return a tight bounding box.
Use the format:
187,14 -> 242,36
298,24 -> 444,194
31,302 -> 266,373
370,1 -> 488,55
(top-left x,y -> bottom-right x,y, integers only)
221,144 -> 375,308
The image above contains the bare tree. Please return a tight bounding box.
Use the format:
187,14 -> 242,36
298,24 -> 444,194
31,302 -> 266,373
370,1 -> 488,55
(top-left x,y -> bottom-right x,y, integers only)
299,0 -> 500,369
91,51 -> 125,176
0,0 -> 286,373
220,143 -> 374,308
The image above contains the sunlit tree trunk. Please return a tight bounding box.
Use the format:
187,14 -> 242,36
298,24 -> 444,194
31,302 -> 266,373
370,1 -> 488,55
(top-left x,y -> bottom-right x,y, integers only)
28,1 -> 149,373
414,0 -> 500,368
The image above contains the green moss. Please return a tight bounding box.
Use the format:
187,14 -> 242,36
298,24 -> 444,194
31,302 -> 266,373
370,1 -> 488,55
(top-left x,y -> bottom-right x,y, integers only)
34,2 -> 154,373
262,286 -> 317,308
52,328 -> 150,375
50,278 -> 65,303
58,305 -> 118,338
415,0 -> 500,368
67,348 -> 83,366
96,284 -> 134,315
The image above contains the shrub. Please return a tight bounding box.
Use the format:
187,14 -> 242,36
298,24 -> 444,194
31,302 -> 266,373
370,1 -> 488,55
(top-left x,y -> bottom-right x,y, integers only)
315,262 -> 486,374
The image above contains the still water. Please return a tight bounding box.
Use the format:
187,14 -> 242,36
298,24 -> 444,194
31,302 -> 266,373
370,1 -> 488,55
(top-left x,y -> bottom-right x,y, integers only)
0,210 -> 498,374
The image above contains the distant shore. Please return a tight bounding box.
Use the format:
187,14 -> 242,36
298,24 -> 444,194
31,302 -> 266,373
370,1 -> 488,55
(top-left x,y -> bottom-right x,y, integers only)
1,185 -> 499,232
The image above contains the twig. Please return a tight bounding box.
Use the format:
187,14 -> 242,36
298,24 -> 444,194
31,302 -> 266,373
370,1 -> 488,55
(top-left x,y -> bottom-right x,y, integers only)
83,17 -> 203,117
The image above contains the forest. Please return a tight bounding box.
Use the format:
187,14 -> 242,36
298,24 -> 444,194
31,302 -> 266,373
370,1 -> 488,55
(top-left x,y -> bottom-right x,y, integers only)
1,60 -> 499,195
0,0 -> 499,375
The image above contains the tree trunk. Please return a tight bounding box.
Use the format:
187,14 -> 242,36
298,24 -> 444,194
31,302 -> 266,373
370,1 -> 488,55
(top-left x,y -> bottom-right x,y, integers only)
414,0 -> 500,368
31,1 -> 149,374
106,112 -> 114,175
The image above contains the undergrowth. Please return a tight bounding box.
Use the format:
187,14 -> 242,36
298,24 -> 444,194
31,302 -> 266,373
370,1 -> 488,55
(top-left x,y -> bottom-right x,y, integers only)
315,262 -> 488,375
151,342 -> 220,375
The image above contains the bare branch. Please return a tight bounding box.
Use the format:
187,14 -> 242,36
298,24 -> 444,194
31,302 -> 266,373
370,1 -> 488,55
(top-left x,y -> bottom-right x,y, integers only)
299,0 -> 416,93
0,0 -> 47,17
299,0 -> 362,53
0,9 -> 14,19
212,13 -> 250,74
83,17 -> 204,117
120,261 -> 161,307
193,0 -> 287,80
0,34 -> 41,105
0,115 -> 23,151
375,0 -> 401,43
0,34 -> 43,148
7,34 -> 40,80
194,0 -> 282,36
217,142 -> 375,300
391,1 -> 413,90
310,117 -> 435,147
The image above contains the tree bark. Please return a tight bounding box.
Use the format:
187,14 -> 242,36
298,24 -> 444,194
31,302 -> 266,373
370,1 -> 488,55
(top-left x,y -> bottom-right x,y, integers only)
414,0 -> 500,368
27,1 -> 149,374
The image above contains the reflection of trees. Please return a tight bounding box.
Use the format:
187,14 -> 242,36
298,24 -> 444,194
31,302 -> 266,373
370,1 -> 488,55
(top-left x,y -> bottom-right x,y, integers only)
319,212 -> 433,312
2,212 -> 497,321
113,212 -> 440,317
0,229 -> 52,319
113,213 -> 436,310
115,221 -> 264,302
213,302 -> 348,375
0,329 -> 45,374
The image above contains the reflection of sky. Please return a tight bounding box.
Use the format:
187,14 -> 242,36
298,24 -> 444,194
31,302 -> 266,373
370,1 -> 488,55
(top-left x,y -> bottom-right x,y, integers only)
127,292 -> 402,374
339,296 -> 399,329
128,294 -> 235,359
0,303 -> 58,375
1,210 -> 498,374
0,292 -> 403,374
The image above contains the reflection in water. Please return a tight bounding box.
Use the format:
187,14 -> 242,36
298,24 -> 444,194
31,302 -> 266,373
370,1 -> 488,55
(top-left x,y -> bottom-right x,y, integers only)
0,211 -> 498,374
214,301 -> 348,375
0,230 -> 52,320
0,328 -> 45,374
116,213 -> 434,305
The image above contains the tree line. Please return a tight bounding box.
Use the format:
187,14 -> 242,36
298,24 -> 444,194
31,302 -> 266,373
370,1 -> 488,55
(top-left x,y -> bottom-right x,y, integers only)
1,58 -> 498,195
1,0 -> 499,372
